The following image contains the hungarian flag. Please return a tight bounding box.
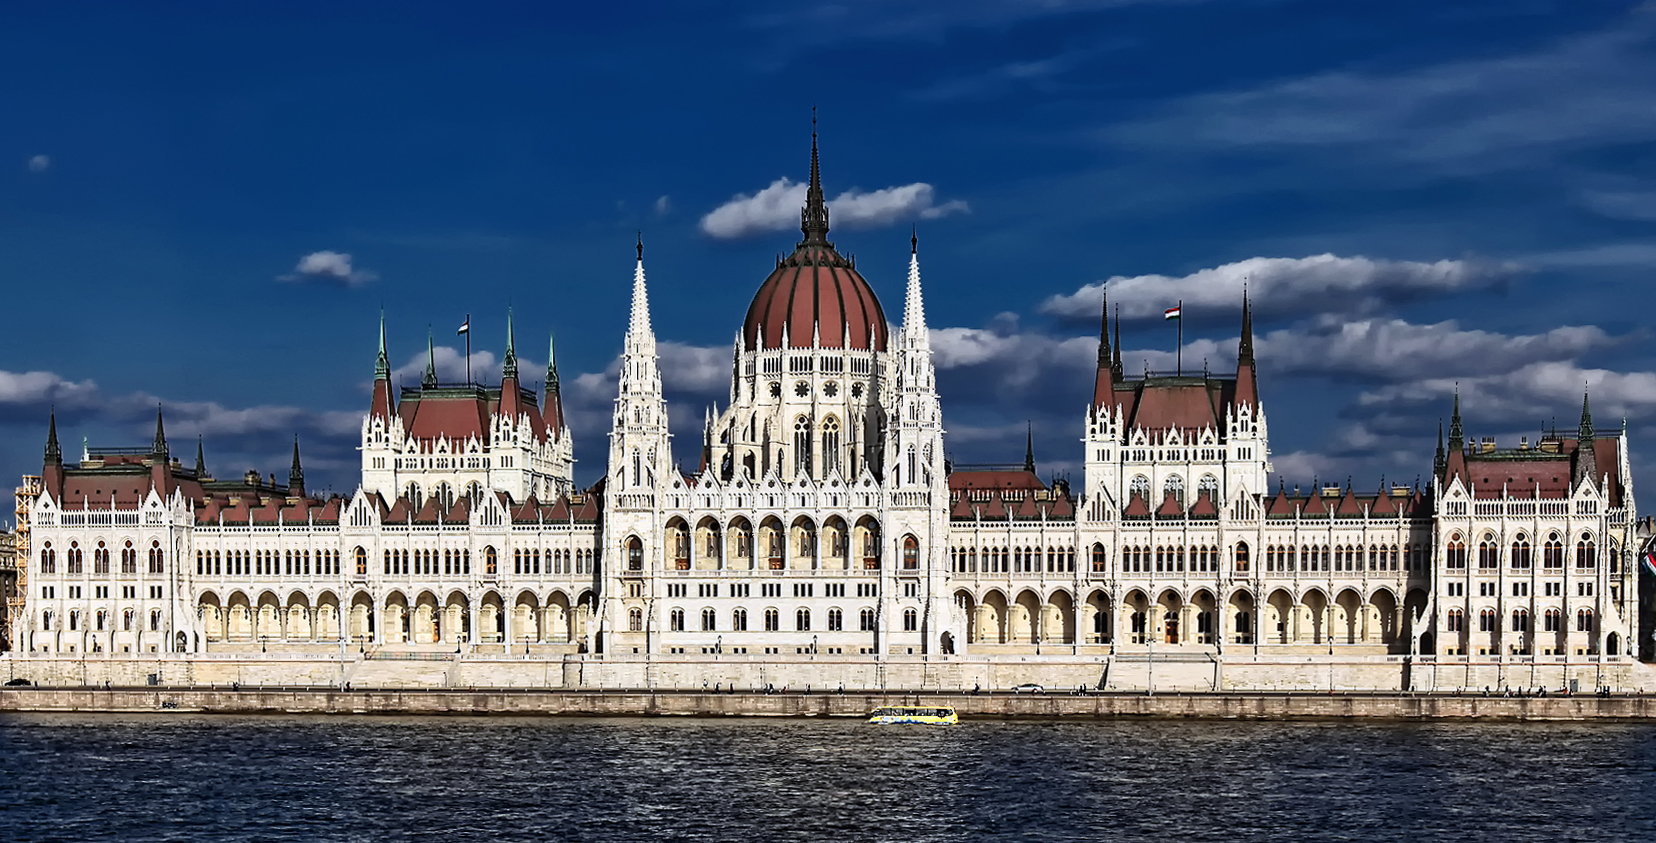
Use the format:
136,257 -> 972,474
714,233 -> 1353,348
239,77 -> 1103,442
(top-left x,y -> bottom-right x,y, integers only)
457,318 -> 469,335
1164,306 -> 1181,320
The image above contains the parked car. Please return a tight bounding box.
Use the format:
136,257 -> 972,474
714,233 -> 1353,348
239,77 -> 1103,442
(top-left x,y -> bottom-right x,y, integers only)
4,678 -> 33,686
1010,683 -> 1044,694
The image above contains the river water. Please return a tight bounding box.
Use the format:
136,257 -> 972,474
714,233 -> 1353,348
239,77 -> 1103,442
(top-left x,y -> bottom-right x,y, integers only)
2,713 -> 1653,841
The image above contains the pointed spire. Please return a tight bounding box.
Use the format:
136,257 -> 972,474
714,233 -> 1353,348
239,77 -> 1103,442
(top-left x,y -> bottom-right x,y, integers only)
545,330 -> 560,395
374,310 -> 390,380
502,308 -> 519,380
1574,386 -> 1599,487
1097,285 -> 1112,368
152,405 -> 168,456
1447,387 -> 1464,451
800,110 -> 831,245
1578,386 -> 1595,444
1238,282 -> 1255,363
629,233 -> 654,340
1434,419 -> 1446,476
288,436 -> 305,495
422,330 -> 437,388
1111,304 -> 1123,379
902,227 -> 927,336
44,410 -> 61,464
1023,422 -> 1035,473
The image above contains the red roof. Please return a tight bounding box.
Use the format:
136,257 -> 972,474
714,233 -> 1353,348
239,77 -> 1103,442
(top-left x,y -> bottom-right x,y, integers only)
742,242 -> 888,351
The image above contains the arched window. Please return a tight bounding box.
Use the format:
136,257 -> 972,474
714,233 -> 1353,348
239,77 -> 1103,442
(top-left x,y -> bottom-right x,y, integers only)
120,540 -> 136,574
794,416 -> 813,477
701,608 -> 716,631
903,608 -> 918,632
94,541 -> 110,574
1577,609 -> 1594,632
1091,543 -> 1107,572
1543,533 -> 1564,569
821,417 -> 841,476
1511,535 -> 1531,569
827,608 -> 843,631
40,542 -> 55,574
1576,534 -> 1596,569
628,608 -> 643,631
1234,541 -> 1250,573
669,608 -> 685,632
796,608 -> 811,631
149,609 -> 161,632
1446,609 -> 1463,632
901,535 -> 919,570
1129,475 -> 1150,501
1164,474 -> 1185,508
1198,473 -> 1218,500
404,483 -> 422,510
860,608 -> 876,631
148,540 -> 164,574
764,608 -> 780,632
1512,609 -> 1529,632
121,609 -> 133,631
1544,609 -> 1561,632
1446,534 -> 1466,569
1477,537 -> 1497,569
732,608 -> 748,631
1479,609 -> 1496,632
627,537 -> 644,572
483,546 -> 496,576
354,546 -> 367,577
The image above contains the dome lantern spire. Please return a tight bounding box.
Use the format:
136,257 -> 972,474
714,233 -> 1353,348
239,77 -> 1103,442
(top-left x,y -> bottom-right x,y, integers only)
800,109 -> 831,246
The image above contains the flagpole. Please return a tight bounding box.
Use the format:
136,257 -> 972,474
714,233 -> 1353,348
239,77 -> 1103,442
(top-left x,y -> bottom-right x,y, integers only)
1176,299 -> 1182,376
465,312 -> 472,386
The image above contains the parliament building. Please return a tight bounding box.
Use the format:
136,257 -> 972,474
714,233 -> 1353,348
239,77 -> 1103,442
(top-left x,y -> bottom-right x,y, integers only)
12,137 -> 1643,689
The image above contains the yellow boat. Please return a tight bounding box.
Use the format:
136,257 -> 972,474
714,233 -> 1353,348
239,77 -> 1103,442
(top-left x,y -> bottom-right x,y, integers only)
866,705 -> 958,725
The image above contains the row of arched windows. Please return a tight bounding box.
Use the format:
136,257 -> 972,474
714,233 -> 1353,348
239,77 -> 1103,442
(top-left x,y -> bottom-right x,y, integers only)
1447,608 -> 1593,633
40,540 -> 167,576
39,607 -> 163,632
949,545 -> 1075,574
1449,532 -> 1597,570
196,548 -> 338,577
649,605 -> 899,634
381,548 -> 473,577
512,547 -> 596,576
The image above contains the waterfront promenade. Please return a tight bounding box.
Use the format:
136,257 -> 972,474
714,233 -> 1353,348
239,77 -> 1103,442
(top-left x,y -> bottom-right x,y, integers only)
5,686 -> 1656,720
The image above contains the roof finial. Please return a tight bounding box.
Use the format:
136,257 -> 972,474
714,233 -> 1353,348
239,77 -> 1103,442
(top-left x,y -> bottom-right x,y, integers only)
374,309 -> 390,380
546,330 -> 560,394
1238,279 -> 1254,363
801,111 -> 830,244
502,307 -> 518,379
152,404 -> 167,456
195,435 -> 206,476
45,409 -> 61,464
1578,383 -> 1594,443
1111,304 -> 1123,379
911,225 -> 918,254
1447,384 -> 1464,450
422,328 -> 438,388
636,231 -> 643,263
1024,421 -> 1035,473
289,435 -> 304,494
1097,283 -> 1111,369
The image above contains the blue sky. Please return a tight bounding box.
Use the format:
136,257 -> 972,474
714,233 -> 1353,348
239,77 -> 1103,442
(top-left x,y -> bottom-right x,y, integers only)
3,0 -> 1655,505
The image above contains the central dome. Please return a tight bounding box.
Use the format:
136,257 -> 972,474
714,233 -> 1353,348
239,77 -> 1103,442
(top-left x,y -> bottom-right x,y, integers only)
740,134 -> 888,352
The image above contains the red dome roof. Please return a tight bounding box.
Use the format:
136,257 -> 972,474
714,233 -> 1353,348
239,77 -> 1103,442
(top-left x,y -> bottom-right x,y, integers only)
742,131 -> 888,351
743,242 -> 887,351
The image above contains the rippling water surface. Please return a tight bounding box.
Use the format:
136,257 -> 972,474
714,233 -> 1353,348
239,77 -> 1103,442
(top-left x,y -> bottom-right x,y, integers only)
3,712 -> 1655,841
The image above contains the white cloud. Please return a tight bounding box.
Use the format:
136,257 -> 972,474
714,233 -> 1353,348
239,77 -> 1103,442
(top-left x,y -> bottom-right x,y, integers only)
654,195 -> 672,216
392,347 -> 499,385
699,177 -> 969,239
1040,254 -> 1521,322
26,154 -> 50,173
1106,15 -> 1656,171
1577,190 -> 1656,222
281,250 -> 377,287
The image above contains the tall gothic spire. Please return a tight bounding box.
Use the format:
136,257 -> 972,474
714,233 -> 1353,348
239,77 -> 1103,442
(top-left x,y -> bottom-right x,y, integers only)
1097,286 -> 1112,368
44,410 -> 61,464
1447,388 -> 1464,451
1238,283 -> 1255,364
628,233 -> 654,341
1574,387 -> 1598,488
800,111 -> 831,245
288,436 -> 305,496
502,308 -> 519,380
1434,419 -> 1445,476
1111,304 -> 1123,379
545,330 -> 560,395
1024,422 -> 1036,473
902,227 -> 927,339
422,330 -> 438,388
152,405 -> 168,456
374,310 -> 390,380
195,435 -> 206,477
